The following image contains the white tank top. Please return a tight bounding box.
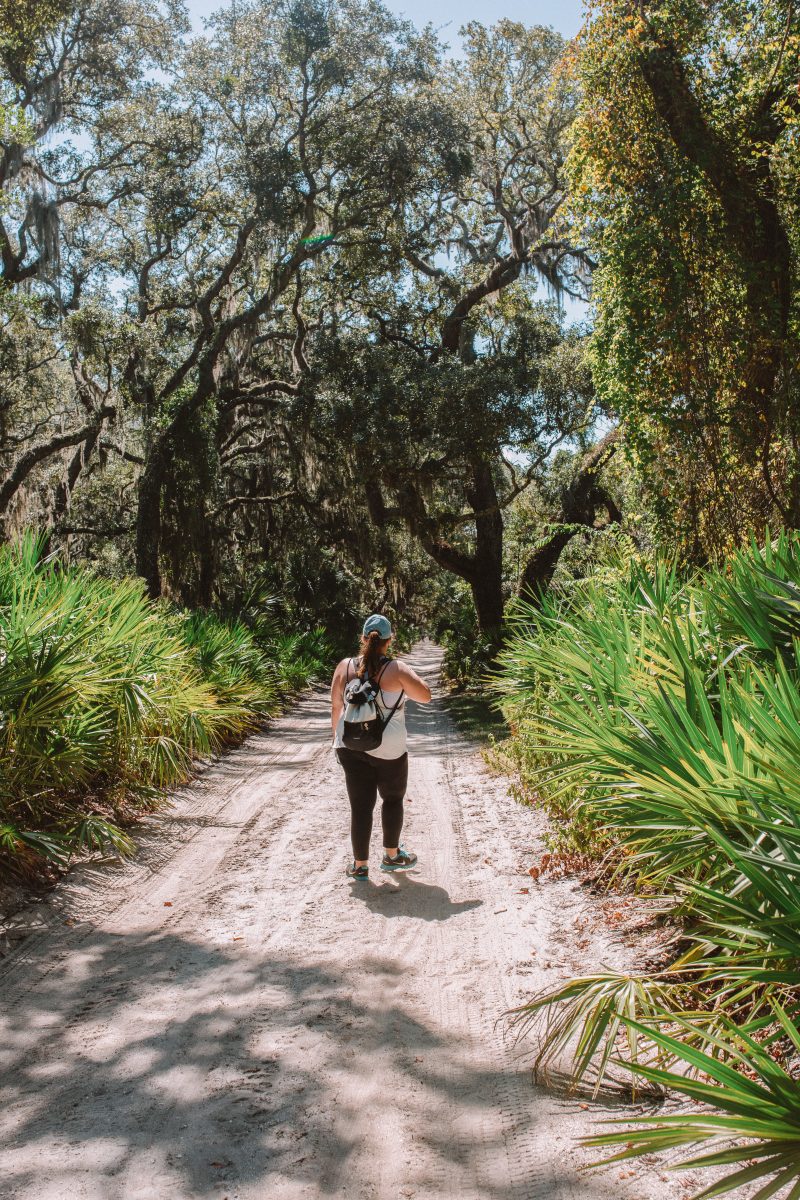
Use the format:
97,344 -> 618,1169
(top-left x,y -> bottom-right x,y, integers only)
333,658 -> 407,759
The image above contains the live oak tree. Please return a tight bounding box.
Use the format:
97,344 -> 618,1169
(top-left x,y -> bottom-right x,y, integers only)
287,21 -> 609,633
0,1 -> 619,633
300,297 -> 600,632
122,0 -> 464,598
0,0 -> 186,531
0,0 -> 465,608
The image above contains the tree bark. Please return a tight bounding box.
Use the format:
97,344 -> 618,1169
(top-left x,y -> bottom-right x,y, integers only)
0,408 -> 113,518
519,429 -> 620,602
391,457 -> 506,635
135,441 -> 168,600
466,456 -> 505,634
131,235 -> 318,598
52,421 -> 104,525
437,257 -> 523,358
196,511 -> 216,608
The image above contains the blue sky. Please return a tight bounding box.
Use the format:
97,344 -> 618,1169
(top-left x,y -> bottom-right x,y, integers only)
184,0 -> 585,46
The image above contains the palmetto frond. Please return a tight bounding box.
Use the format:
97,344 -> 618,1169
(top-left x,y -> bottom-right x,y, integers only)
494,530 -> 800,1196
0,534 -> 334,878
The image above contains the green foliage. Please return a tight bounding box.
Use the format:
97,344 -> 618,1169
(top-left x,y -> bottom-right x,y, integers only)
0,535 -> 333,880
438,590 -> 498,688
571,0 -> 800,557
260,628 -> 335,695
0,0 -> 600,638
0,0 -> 73,64
180,610 -> 281,716
510,971 -> 690,1099
586,1011 -> 800,1200
441,628 -> 498,691
494,530 -> 800,1195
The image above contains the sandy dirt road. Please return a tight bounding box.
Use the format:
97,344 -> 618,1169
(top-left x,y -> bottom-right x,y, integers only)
0,642 -> 687,1200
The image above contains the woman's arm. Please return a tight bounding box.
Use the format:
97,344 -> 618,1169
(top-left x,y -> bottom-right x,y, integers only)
395,660 -> 432,703
330,660 -> 347,736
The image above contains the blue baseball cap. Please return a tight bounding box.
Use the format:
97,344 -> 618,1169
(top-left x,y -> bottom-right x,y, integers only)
363,613 -> 392,638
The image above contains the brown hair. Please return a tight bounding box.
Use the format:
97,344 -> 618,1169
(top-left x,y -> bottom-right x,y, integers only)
358,630 -> 391,680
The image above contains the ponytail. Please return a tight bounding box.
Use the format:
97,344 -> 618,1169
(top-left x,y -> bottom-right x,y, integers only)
358,630 -> 390,680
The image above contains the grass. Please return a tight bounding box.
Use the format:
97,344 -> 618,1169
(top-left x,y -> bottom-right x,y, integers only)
0,535 -> 334,881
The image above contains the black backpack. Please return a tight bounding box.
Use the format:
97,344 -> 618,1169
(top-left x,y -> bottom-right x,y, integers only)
341,658 -> 404,752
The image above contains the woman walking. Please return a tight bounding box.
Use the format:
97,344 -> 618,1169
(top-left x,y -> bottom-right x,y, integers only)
331,614 -> 432,880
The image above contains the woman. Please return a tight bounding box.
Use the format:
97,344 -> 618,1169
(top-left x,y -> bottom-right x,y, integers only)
331,613 -> 432,880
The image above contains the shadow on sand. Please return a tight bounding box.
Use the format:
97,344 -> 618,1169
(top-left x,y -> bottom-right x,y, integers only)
349,873 -> 484,921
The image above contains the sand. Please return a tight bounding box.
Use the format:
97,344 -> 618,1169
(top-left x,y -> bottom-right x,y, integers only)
0,641 -> 690,1200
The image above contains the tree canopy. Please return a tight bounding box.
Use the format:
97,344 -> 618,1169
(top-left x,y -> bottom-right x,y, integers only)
1,0 -> 797,633
0,0 -> 613,635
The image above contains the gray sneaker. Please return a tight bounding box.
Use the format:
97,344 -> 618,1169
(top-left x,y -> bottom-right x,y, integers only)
380,847 -> 418,872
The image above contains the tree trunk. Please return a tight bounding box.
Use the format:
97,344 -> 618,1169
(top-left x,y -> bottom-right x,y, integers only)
470,567 -> 505,634
519,429 -> 621,603
637,37 -> 793,425
135,440 -> 167,599
196,507 -> 216,607
390,459 -> 506,634
519,529 -> 580,600
52,421 -> 104,526
467,456 -> 505,635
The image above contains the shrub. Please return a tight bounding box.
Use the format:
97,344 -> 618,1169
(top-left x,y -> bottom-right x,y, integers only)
0,536 -> 333,880
493,530 -> 800,1196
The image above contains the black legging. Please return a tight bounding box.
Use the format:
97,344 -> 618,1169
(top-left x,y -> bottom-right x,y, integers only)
336,748 -> 408,859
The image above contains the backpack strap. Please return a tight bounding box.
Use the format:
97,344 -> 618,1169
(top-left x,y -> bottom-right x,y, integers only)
379,688 -> 405,731
372,657 -> 403,728
374,658 -> 392,687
